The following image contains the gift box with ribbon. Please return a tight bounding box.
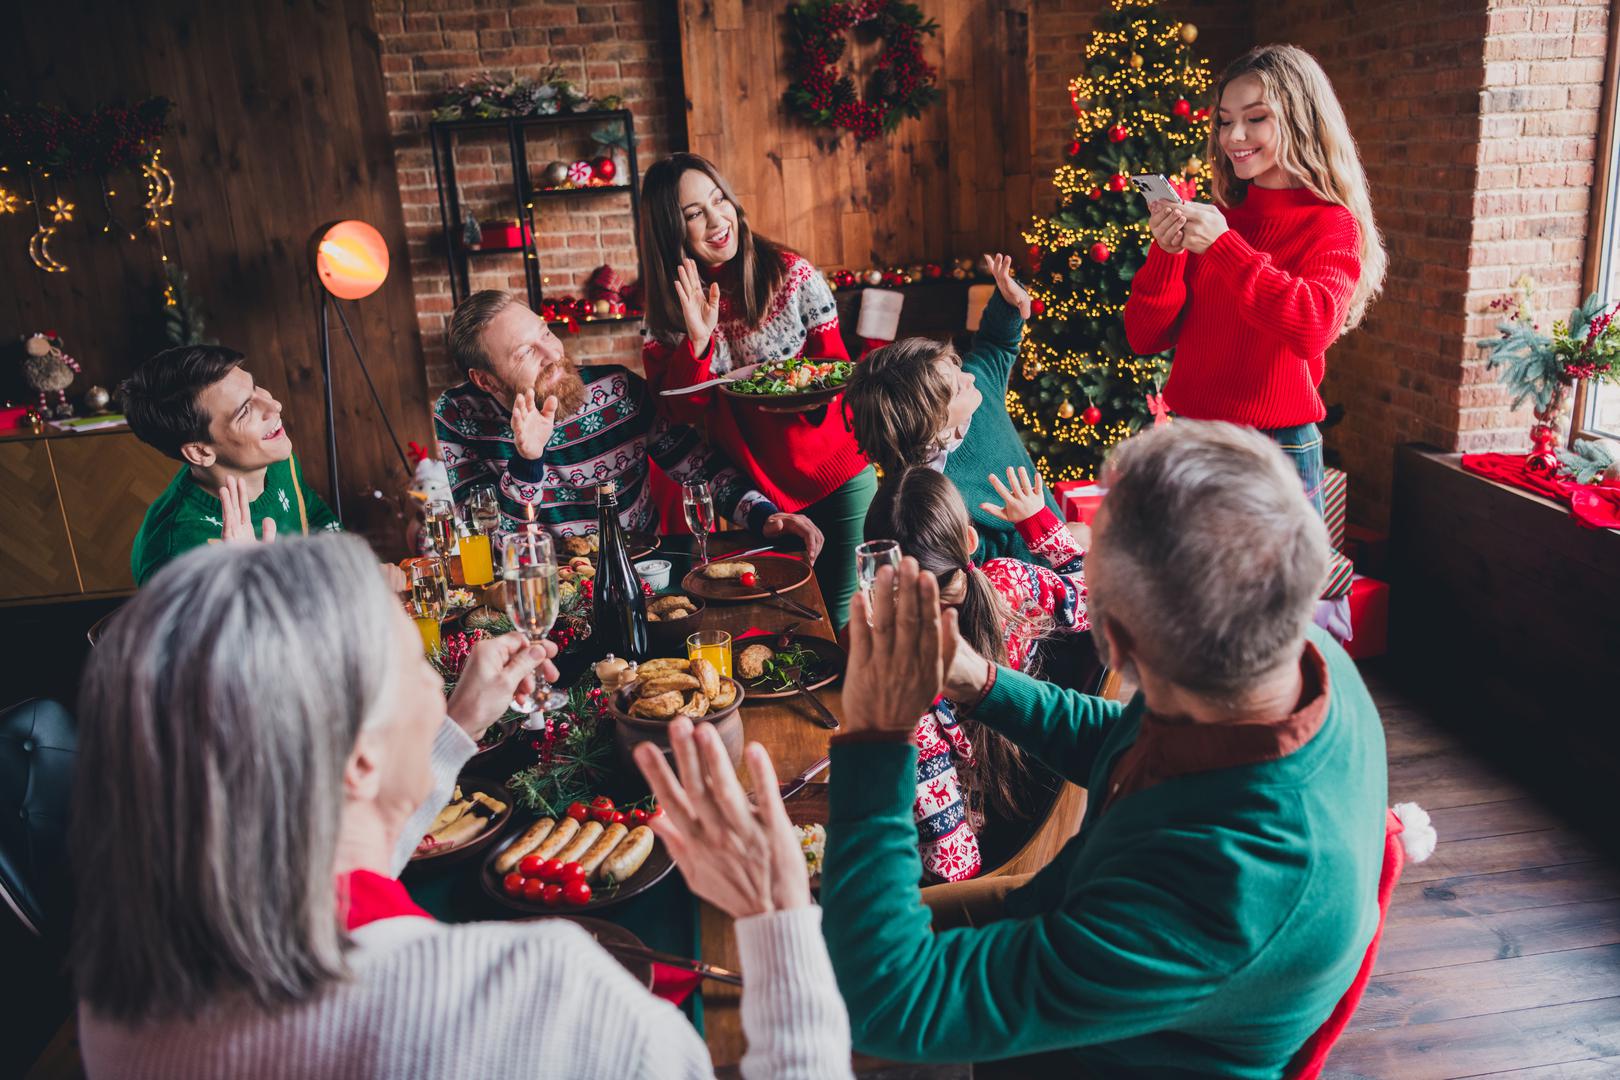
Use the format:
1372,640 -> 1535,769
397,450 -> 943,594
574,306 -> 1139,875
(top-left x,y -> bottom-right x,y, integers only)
1052,481 -> 1106,526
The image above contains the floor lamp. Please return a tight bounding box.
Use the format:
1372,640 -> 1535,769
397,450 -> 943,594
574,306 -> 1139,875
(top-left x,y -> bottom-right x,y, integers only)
311,219 -> 410,525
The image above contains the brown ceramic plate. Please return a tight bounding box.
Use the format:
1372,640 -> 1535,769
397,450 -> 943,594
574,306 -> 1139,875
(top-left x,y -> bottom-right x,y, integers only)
481,820 -> 675,914
719,359 -> 851,410
682,553 -> 812,602
731,633 -> 847,701
515,916 -> 655,990
409,776 -> 514,869
645,593 -> 707,652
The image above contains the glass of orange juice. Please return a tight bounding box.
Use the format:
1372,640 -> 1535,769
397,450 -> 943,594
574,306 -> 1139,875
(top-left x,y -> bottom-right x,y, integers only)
413,614 -> 442,655
459,529 -> 494,586
686,629 -> 732,681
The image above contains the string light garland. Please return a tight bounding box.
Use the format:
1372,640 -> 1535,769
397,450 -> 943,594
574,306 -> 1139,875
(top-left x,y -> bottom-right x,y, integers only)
1008,0 -> 1211,480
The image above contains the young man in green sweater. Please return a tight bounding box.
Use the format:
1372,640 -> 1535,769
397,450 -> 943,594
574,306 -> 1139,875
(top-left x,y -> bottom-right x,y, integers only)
844,253 -> 1079,564
819,421 -> 1389,1077
123,345 -> 350,586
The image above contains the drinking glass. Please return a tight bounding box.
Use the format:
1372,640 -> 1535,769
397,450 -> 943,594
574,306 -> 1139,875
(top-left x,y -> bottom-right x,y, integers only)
855,538 -> 903,622
686,629 -> 733,681
410,556 -> 448,654
500,528 -> 570,720
468,486 -> 502,536
682,480 -> 716,565
459,529 -> 494,587
424,498 -> 458,556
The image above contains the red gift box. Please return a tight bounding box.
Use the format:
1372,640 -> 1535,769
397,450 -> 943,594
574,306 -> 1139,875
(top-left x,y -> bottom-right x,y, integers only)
0,405 -> 30,431
1053,481 -> 1105,526
475,221 -> 532,250
1343,576 -> 1388,661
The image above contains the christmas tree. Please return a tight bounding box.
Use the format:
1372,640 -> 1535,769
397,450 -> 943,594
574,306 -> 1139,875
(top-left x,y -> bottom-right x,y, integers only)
1009,0 -> 1211,480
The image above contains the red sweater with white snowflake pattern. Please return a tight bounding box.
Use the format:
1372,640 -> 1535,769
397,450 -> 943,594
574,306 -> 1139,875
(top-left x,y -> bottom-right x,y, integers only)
641,250 -> 868,511
1123,185 -> 1362,430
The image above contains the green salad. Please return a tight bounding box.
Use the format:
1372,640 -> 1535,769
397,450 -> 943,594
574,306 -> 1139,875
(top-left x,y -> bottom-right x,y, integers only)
730,356 -> 855,396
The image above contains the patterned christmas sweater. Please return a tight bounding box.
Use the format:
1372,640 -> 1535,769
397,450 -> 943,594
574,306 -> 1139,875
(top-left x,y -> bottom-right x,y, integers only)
641,250 -> 868,511
914,506 -> 1089,882
433,367 -> 778,536
131,455 -> 340,586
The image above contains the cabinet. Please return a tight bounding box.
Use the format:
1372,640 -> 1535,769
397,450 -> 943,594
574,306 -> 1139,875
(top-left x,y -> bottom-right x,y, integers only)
0,428 -> 177,605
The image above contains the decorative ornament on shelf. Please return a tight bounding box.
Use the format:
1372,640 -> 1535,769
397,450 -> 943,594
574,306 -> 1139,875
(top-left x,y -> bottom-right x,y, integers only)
430,68 -> 616,122
541,160 -> 570,187
1481,287 -> 1620,473
21,332 -> 81,417
784,0 -> 942,143
566,160 -> 594,185
591,156 -> 617,182
864,268 -> 884,286
83,385 -> 111,414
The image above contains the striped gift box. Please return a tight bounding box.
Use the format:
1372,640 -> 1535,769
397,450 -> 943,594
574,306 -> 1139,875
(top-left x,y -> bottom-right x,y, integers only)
1321,550 -> 1356,601
1323,467 -> 1348,551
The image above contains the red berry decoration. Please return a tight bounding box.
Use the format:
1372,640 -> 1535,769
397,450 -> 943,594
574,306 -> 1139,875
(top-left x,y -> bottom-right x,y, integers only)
1172,99 -> 1192,118
923,263 -> 942,279
1088,186 -> 1103,201
1107,124 -> 1129,143
1089,242 -> 1112,263
1029,298 -> 1046,315
592,156 -> 617,182
1082,405 -> 1103,425
1067,140 -> 1082,157
1107,173 -> 1129,192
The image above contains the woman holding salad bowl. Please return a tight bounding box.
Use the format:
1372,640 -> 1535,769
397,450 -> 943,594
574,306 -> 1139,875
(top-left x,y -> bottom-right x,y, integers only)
640,152 -> 875,626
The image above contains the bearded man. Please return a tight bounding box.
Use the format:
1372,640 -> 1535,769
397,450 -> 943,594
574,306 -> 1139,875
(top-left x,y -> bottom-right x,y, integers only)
433,291 -> 822,555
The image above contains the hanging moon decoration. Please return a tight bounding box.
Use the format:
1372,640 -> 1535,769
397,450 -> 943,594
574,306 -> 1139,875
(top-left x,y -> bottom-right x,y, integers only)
29,225 -> 67,272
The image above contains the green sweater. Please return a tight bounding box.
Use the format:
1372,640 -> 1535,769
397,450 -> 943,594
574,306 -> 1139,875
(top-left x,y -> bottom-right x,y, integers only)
821,626 -> 1387,1076
131,455 -> 339,585
949,293 -> 1067,564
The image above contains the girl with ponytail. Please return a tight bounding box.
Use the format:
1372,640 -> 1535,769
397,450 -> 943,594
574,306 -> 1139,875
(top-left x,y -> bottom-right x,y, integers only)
865,466 -> 1089,882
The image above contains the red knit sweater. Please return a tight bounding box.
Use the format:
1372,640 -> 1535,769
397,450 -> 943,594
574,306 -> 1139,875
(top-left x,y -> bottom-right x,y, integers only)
1124,185 -> 1362,429
641,251 -> 868,511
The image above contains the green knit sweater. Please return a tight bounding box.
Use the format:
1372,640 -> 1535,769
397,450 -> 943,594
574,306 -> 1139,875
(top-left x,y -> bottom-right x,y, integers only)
131,455 -> 339,585
948,293 -> 1067,564
821,626 -> 1387,1077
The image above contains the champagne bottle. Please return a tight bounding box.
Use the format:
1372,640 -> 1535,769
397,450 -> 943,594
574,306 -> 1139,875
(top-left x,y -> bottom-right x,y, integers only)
590,480 -> 649,661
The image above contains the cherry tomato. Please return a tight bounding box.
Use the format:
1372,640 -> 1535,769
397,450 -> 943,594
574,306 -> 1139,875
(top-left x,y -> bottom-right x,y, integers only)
629,808 -> 649,827
536,858 -> 564,883
562,879 -> 593,906
565,801 -> 590,823
649,805 -> 665,819
590,795 -> 617,824
542,883 -> 564,907
611,810 -> 627,825
518,854 -> 544,877
560,861 -> 587,883
740,571 -> 758,587
522,877 -> 546,902
503,872 -> 526,897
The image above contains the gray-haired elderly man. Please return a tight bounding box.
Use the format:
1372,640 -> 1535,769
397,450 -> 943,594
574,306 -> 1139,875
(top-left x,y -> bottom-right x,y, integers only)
816,420 -> 1390,1077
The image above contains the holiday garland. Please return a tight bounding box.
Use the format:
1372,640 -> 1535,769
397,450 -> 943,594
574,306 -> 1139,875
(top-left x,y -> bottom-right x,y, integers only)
0,98 -> 171,175
785,0 -> 941,142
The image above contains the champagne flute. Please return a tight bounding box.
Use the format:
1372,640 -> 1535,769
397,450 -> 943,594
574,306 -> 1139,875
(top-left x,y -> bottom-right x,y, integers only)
468,486 -> 502,536
500,528 -> 570,720
855,538 -> 903,622
410,556 -> 449,654
682,480 -> 716,565
424,498 -> 458,556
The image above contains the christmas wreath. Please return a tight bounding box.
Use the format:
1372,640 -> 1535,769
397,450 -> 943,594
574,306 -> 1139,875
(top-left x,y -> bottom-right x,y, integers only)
784,0 -> 940,142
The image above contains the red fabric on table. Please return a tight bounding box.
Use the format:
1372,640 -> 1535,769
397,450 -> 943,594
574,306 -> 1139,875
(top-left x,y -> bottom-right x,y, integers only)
651,962 -> 703,1004
1461,452 -> 1620,530
1342,576 -> 1388,661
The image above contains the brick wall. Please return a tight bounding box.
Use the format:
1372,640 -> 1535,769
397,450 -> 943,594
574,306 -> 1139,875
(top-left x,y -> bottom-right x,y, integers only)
374,0 -> 682,396
1249,0 -> 1610,529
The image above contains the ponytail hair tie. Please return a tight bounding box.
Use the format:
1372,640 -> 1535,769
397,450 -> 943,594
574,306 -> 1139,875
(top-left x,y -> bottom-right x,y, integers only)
964,561 -> 978,573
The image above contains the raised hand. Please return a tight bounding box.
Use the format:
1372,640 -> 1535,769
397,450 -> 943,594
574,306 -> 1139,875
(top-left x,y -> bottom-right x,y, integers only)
1178,201 -> 1230,254
986,253 -> 1032,319
1148,201 -> 1187,254
980,466 -> 1047,524
843,558 -> 944,734
511,390 -> 559,461
218,475 -> 275,544
635,718 -> 812,917
674,255 -> 722,358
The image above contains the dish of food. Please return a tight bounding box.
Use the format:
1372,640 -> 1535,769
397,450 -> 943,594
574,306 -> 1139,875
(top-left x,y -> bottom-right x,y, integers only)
445,587 -> 477,611
483,799 -> 673,914
796,823 -> 826,878
646,593 -> 700,623
723,357 -> 854,398
682,553 -> 812,602
619,657 -> 736,719
558,531 -> 660,563
411,779 -> 513,864
732,633 -> 847,700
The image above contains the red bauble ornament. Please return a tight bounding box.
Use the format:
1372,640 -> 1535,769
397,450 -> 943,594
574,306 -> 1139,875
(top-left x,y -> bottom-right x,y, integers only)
1089,242 -> 1112,263
1082,405 -> 1102,425
1088,186 -> 1104,201
1067,140 -> 1082,157
1172,99 -> 1192,118
591,156 -> 617,182
923,263 -> 942,278
1107,124 -> 1129,143
1029,298 -> 1046,315
1107,173 -> 1129,192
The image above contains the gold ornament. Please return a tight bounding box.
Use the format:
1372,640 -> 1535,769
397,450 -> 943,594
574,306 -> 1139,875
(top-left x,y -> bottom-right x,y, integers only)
1058,400 -> 1076,419
1129,53 -> 1144,69
1184,155 -> 1204,176
1068,252 -> 1082,270
1180,23 -> 1199,44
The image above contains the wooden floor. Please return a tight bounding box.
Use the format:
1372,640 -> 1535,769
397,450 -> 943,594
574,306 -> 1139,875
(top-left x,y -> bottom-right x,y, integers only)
1325,666 -> 1620,1079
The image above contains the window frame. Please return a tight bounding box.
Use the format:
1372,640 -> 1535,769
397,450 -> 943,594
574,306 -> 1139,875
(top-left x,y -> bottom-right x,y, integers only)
1575,0 -> 1620,443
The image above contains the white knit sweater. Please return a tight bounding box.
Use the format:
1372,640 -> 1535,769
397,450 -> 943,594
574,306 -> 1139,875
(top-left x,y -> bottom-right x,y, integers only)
80,719 -> 853,1079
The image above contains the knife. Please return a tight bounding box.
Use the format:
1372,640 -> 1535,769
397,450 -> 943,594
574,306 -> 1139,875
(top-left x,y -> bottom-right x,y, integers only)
760,580 -> 823,621
777,754 -> 831,800
600,942 -> 743,986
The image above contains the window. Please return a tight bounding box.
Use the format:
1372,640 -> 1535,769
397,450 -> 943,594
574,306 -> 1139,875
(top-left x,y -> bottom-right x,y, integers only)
1581,5 -> 1620,442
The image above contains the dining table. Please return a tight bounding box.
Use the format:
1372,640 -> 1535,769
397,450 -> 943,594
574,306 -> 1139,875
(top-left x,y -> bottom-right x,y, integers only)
404,534 -> 968,1078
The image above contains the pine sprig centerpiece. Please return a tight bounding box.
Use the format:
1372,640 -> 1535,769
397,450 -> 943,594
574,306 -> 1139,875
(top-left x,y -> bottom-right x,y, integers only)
1010,0 -> 1211,481
506,675 -> 614,818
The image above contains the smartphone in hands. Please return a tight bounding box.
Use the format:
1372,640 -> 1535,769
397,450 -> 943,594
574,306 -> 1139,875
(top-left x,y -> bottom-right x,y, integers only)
1130,174 -> 1183,205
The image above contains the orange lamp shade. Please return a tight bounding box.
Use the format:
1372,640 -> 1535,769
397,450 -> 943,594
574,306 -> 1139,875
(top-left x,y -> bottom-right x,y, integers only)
315,220 -> 389,300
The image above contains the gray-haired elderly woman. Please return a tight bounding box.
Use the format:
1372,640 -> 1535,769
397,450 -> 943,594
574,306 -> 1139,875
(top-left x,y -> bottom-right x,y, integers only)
70,534 -> 850,1079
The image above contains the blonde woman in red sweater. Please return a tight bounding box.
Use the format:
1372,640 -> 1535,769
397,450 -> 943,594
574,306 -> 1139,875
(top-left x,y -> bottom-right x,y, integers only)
641,154 -> 874,625
1124,44 -> 1386,515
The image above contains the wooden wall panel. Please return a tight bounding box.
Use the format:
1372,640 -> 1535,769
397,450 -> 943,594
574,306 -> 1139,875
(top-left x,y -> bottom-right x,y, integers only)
677,0 -> 1034,271
0,0 -> 429,552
